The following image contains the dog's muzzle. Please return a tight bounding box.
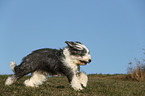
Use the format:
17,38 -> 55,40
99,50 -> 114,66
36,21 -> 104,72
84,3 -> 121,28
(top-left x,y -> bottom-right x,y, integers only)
78,59 -> 91,65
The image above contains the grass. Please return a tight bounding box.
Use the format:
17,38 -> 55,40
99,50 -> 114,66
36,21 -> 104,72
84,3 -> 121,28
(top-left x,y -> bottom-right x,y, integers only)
127,50 -> 145,81
0,74 -> 145,96
127,63 -> 145,81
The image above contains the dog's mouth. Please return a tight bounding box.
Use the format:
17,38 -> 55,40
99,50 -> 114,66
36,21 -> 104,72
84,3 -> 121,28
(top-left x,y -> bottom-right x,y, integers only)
77,60 -> 90,65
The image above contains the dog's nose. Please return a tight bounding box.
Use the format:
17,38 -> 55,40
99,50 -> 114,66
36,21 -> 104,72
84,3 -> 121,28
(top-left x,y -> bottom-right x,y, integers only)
88,59 -> 91,63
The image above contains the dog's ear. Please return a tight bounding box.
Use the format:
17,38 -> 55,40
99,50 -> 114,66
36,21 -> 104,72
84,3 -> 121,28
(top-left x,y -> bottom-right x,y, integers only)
65,41 -> 83,50
65,41 -> 74,47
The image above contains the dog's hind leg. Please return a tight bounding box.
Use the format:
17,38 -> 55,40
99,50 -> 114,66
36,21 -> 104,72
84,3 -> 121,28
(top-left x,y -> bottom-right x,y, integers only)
5,61 -> 32,86
5,75 -> 17,85
24,71 -> 47,87
5,61 -> 17,85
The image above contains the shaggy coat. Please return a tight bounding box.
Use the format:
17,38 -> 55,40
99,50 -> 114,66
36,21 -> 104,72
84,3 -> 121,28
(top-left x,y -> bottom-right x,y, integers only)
5,41 -> 91,90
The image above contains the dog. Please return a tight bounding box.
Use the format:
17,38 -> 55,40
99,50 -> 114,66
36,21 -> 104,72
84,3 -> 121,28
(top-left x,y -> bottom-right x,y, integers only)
5,41 -> 91,90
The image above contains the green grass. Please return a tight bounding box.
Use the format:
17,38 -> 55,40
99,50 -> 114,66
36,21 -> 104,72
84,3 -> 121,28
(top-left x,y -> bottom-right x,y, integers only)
0,74 -> 145,96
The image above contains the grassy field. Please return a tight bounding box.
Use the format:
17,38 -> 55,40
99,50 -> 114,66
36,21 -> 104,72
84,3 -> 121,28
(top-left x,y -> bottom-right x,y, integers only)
0,74 -> 145,96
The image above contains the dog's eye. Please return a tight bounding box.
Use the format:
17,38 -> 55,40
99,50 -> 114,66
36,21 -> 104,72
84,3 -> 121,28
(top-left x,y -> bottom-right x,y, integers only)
71,50 -> 78,55
70,48 -> 86,56
74,50 -> 77,53
77,51 -> 86,56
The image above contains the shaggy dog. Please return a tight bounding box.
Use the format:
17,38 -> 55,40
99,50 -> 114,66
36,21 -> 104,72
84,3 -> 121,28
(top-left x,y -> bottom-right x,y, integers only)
5,41 -> 91,90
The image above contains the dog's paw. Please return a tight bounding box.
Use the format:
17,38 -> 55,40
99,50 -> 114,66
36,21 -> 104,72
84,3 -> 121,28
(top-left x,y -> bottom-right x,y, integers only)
24,79 -> 38,87
5,76 -> 16,86
71,81 -> 83,90
77,72 -> 88,88
72,85 -> 83,91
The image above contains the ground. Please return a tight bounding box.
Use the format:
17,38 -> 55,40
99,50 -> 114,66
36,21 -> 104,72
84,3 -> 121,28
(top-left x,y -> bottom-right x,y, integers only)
0,74 -> 145,96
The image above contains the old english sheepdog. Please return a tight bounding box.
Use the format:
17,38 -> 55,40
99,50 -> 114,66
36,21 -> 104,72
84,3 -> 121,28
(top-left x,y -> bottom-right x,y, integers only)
5,41 -> 92,90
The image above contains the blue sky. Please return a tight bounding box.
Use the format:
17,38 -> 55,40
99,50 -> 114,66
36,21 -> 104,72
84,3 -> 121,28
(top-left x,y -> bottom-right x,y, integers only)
0,0 -> 145,75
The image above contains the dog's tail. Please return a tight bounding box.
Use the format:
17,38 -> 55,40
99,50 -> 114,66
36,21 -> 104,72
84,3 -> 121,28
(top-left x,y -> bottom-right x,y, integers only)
5,60 -> 17,86
10,60 -> 17,73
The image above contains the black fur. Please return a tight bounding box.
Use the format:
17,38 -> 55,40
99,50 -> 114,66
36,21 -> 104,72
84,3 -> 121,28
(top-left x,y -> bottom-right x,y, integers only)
14,48 -> 73,82
65,41 -> 88,56
6,41 -> 91,89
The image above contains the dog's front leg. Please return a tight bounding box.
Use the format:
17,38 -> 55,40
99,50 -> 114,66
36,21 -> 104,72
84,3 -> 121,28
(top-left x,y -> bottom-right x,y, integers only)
77,72 -> 88,87
70,74 -> 83,90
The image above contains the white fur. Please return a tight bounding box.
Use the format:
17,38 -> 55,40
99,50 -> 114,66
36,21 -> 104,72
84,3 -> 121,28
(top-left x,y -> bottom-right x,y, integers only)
5,61 -> 17,86
5,76 -> 16,85
63,48 -> 78,72
75,43 -> 90,53
77,72 -> 88,87
81,54 -> 91,63
71,75 -> 83,90
6,44 -> 90,91
71,72 -> 88,90
63,46 -> 91,66
63,48 -> 86,90
76,43 -> 92,62
10,60 -> 17,72
24,71 -> 47,87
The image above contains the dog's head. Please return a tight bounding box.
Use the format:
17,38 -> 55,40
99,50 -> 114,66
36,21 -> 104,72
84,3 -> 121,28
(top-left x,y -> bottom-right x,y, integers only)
65,41 -> 91,65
